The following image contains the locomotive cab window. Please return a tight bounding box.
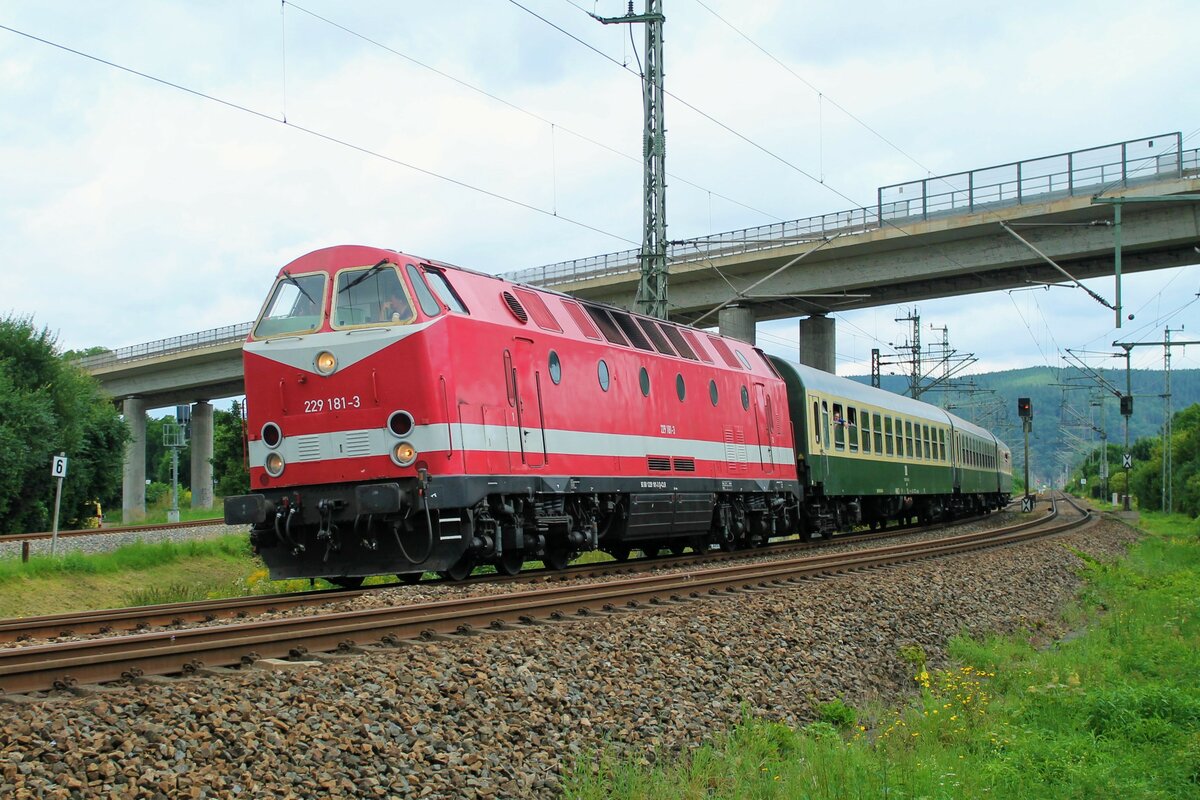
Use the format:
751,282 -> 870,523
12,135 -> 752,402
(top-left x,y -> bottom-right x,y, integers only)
422,267 -> 468,313
254,272 -> 327,338
333,263 -> 415,327
405,263 -> 442,317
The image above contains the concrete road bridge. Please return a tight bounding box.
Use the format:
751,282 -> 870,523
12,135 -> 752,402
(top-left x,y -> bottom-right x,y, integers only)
77,132 -> 1200,520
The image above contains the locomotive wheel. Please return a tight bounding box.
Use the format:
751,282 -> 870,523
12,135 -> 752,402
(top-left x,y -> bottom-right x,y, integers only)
543,547 -> 571,571
397,572 -> 423,585
327,576 -> 364,588
496,550 -> 524,576
440,554 -> 476,582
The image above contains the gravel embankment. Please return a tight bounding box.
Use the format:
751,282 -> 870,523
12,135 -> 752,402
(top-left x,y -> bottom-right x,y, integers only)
0,515 -> 1139,799
0,523 -> 242,560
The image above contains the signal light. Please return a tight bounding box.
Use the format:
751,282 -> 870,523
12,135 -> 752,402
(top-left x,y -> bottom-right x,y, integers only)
1017,397 -> 1032,419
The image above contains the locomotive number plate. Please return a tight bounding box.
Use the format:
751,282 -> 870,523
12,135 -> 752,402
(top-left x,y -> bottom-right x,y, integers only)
304,396 -> 362,413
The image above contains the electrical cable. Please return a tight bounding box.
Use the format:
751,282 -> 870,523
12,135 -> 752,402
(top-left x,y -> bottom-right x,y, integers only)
283,0 -> 784,222
0,21 -> 639,247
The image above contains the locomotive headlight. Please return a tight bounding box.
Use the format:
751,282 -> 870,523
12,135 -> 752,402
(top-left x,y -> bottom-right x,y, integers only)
264,452 -> 286,477
314,351 -> 338,375
391,441 -> 418,467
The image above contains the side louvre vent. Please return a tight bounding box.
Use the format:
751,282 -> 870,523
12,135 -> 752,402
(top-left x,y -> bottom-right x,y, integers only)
723,426 -> 748,472
295,435 -> 322,462
514,288 -> 562,332
342,430 -> 372,457
501,291 -> 528,323
707,335 -> 743,369
647,456 -> 672,471
673,457 -> 696,472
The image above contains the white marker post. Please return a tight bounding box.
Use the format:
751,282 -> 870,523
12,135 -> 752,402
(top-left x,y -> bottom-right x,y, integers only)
50,453 -> 68,557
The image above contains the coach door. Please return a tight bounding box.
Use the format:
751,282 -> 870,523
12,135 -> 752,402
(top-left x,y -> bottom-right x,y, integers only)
753,383 -> 775,474
809,392 -> 831,483
508,338 -> 546,468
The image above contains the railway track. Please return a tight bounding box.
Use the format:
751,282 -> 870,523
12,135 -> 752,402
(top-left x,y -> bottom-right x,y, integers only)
0,517 -> 226,545
0,508 -> 1012,644
0,496 -> 1086,697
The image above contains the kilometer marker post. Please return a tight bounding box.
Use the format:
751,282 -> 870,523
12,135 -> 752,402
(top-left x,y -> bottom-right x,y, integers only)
50,453 -> 68,556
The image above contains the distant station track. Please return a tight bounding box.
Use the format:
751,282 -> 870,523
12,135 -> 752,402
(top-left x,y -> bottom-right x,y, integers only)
0,497 -> 1090,697
0,518 -> 225,545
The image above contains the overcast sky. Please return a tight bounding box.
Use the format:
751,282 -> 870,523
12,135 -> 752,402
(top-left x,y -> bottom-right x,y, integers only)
2,0 -> 1198,391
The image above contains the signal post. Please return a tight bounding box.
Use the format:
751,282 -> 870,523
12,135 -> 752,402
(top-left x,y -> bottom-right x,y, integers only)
1018,398 -> 1033,512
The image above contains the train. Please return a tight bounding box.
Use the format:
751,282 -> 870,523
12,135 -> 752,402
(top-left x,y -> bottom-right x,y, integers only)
224,245 -> 1012,584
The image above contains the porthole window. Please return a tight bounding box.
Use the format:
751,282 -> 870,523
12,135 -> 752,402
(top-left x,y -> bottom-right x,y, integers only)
676,373 -> 686,401
548,351 -> 562,385
709,379 -> 719,406
597,359 -> 610,392
639,367 -> 650,397
740,385 -> 750,410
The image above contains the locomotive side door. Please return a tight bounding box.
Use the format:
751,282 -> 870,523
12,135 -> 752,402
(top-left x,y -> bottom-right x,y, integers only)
509,338 -> 546,468
752,383 -> 775,473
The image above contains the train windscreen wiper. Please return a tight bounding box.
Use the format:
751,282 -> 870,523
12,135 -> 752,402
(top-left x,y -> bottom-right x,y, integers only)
339,259 -> 391,293
280,269 -> 316,305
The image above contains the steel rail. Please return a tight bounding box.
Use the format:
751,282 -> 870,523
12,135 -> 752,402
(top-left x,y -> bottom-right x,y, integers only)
0,500 -> 1081,696
0,509 -> 1012,643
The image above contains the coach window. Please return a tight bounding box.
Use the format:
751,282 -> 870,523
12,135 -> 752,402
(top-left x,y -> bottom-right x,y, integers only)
939,429 -> 946,461
923,425 -> 931,459
847,407 -> 858,452
639,366 -> 651,397
833,404 -> 845,450
548,351 -> 562,385
904,420 -> 914,458
860,411 -> 871,454
597,359 -> 610,392
821,401 -> 830,445
676,373 -> 686,401
741,385 -> 750,410
711,380 -> 720,407
873,413 -> 883,453
812,400 -> 820,443
883,417 -> 893,456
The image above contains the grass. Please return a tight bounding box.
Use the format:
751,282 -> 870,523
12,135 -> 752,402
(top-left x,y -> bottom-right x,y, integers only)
566,511 -> 1200,799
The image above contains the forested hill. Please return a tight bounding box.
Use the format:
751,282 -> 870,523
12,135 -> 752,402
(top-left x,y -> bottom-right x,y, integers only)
845,366 -> 1200,487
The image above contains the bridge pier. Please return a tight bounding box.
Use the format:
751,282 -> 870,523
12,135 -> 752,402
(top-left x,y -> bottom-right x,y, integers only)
718,304 -> 756,345
121,397 -> 146,523
799,314 -> 836,373
190,400 -> 214,510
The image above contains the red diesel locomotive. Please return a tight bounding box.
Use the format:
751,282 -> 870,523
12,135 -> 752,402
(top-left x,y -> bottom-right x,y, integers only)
224,245 -> 800,583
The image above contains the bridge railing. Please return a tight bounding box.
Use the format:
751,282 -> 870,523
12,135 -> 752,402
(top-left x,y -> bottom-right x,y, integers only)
510,131 -> 1194,289
76,322 -> 253,370
878,132 -> 1187,221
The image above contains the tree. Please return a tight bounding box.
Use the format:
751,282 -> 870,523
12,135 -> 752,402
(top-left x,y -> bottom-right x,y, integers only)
213,401 -> 248,497
0,316 -> 129,533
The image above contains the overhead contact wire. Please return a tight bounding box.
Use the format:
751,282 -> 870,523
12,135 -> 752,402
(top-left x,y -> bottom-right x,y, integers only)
0,22 -> 639,247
